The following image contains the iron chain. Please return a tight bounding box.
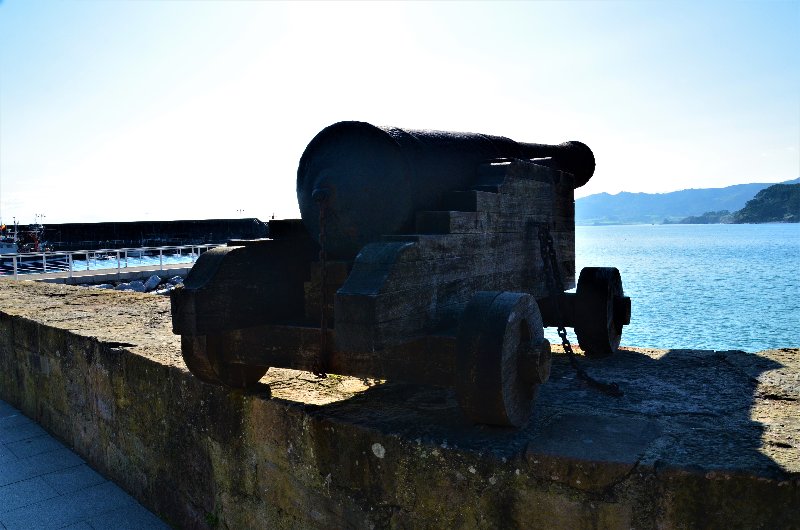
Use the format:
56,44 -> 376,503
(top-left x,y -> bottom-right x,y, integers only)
536,223 -> 623,397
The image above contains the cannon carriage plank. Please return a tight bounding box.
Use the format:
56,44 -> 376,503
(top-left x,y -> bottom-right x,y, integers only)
415,211 -> 574,236
335,161 -> 575,351
336,269 -> 534,351
171,237 -> 316,336
206,324 -> 458,387
303,260 -> 351,323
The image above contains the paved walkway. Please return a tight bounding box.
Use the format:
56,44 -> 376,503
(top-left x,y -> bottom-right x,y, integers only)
0,400 -> 167,529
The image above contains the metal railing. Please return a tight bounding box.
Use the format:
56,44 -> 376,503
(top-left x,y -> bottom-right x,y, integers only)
0,244 -> 222,280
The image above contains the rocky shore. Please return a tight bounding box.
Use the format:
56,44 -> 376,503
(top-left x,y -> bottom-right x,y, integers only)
85,274 -> 184,295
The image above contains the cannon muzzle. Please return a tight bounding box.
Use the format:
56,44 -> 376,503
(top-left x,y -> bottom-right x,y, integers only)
297,121 -> 594,259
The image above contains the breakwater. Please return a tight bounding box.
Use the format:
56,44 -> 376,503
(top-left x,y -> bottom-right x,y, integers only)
39,218 -> 269,251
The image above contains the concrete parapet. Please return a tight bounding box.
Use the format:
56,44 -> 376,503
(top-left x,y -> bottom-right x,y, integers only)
0,279 -> 797,528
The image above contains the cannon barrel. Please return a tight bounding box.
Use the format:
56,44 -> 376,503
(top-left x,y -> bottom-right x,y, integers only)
297,121 -> 595,259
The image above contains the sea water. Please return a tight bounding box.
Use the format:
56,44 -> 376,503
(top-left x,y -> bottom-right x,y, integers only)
7,225 -> 795,352
545,223 -> 800,352
0,250 -> 199,275
70,252 -> 197,271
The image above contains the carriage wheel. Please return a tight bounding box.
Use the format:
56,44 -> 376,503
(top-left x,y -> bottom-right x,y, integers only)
574,267 -> 631,358
456,291 -> 550,427
181,335 -> 269,388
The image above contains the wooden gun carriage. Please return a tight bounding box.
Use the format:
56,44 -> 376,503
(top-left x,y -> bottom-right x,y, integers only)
171,121 -> 631,427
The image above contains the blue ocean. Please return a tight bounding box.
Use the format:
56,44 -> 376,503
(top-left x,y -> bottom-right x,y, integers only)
5,224 -> 796,352
545,224 -> 800,352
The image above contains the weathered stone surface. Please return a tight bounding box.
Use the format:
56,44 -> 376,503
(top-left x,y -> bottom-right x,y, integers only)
0,280 -> 797,529
526,413 -> 662,492
144,275 -> 161,292
128,280 -> 146,293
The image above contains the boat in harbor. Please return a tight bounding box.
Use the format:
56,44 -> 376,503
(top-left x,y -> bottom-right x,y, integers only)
0,221 -> 70,273
0,238 -> 16,255
0,223 -> 19,258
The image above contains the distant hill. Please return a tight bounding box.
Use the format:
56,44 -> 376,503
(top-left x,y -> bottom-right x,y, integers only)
731,183 -> 800,223
575,178 -> 800,225
675,210 -> 733,224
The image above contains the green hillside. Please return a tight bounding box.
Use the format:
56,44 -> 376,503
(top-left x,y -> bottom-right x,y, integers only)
732,183 -> 800,223
675,210 -> 733,224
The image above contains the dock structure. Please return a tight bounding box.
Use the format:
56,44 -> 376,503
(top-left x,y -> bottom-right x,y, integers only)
0,280 -> 797,528
38,218 -> 269,252
14,263 -> 192,286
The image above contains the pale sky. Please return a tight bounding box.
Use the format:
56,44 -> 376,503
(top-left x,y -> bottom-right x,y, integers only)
1,0 -> 798,224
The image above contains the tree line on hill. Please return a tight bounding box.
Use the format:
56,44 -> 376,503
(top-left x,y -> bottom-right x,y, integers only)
669,183 -> 799,224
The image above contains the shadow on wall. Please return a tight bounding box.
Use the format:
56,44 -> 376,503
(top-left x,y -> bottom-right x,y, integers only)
293,347 -> 789,477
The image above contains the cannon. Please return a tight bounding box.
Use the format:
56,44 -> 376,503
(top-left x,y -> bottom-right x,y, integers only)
297,121 -> 596,259
171,121 -> 631,427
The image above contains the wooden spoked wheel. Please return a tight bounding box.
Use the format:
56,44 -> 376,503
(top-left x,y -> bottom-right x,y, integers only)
456,291 -> 548,427
181,335 -> 269,389
574,267 -> 629,358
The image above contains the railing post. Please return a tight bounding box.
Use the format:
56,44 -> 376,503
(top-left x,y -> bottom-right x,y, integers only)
1,244 -> 211,280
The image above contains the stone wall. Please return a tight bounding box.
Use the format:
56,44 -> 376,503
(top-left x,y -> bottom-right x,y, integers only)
0,279 -> 797,528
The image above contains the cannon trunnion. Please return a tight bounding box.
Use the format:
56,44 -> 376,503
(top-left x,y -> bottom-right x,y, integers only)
172,122 -> 631,427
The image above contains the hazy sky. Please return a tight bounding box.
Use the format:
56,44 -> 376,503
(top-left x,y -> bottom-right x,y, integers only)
1,0 -> 798,224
